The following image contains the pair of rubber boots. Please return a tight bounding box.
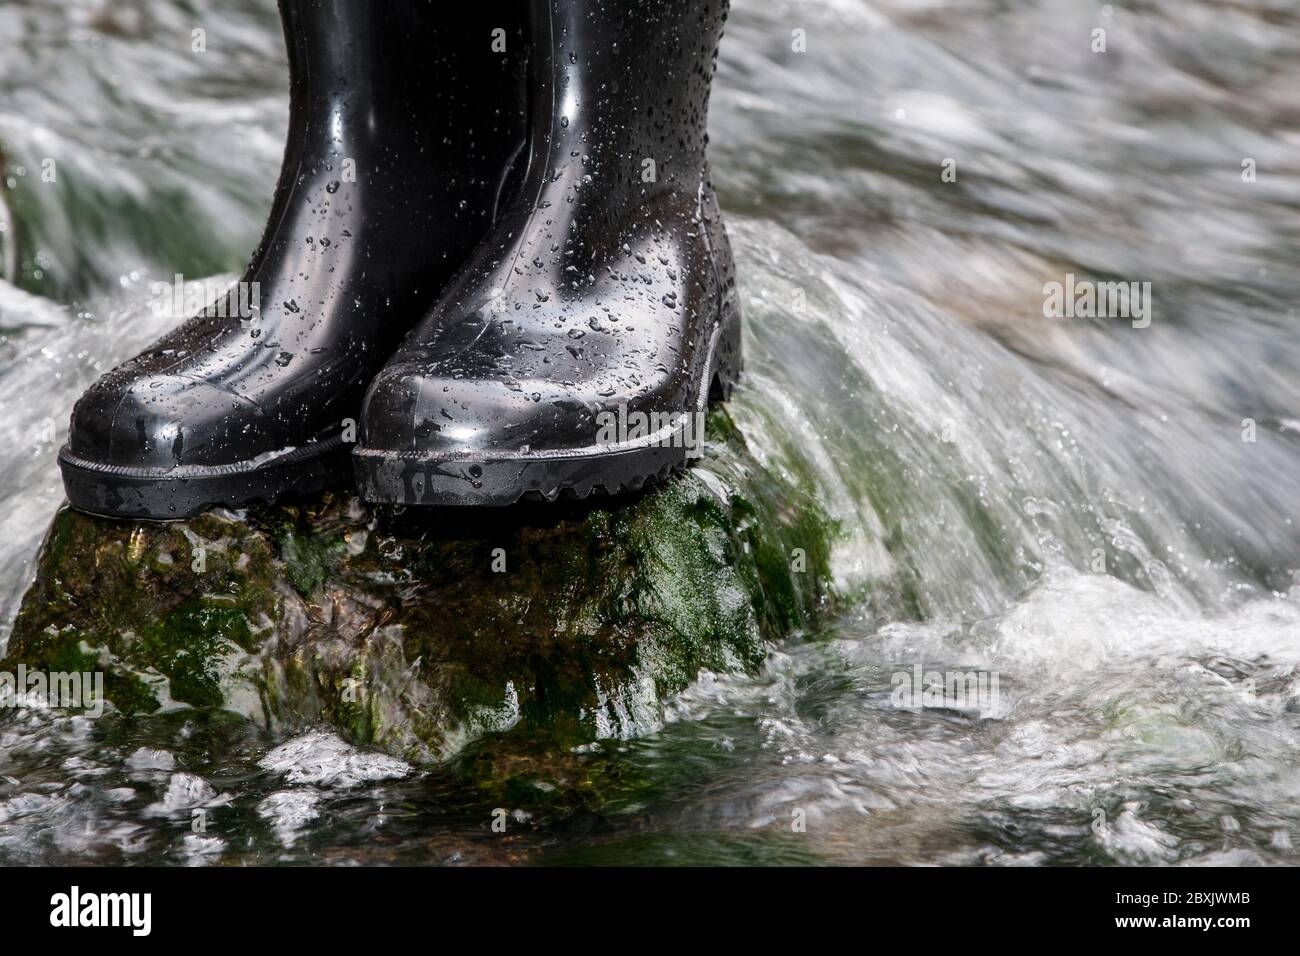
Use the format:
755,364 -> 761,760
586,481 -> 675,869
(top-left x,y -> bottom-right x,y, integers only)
60,0 -> 741,518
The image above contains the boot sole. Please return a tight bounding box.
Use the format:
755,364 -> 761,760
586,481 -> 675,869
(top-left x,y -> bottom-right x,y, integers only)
58,436 -> 351,520
353,312 -> 742,507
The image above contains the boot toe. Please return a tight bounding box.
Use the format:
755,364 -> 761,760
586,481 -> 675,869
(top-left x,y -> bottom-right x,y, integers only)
67,371 -> 276,471
359,362 -> 605,457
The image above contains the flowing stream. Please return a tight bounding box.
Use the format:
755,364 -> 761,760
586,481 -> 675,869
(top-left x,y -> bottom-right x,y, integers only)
0,0 -> 1297,865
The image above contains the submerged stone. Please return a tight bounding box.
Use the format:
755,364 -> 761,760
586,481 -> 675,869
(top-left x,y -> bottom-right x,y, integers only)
3,409 -> 836,764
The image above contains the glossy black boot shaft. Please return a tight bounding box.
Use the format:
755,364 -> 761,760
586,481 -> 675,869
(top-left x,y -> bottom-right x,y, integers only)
356,0 -> 740,505
61,0 -> 526,518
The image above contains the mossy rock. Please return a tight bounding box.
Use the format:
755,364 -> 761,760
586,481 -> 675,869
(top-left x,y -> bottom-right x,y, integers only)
3,409 -> 836,764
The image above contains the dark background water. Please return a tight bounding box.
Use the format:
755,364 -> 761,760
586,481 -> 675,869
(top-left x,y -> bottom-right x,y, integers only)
1,0 -> 1298,864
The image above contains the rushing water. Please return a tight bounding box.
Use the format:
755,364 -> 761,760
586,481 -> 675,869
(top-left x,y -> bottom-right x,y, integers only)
1,0 -> 1298,865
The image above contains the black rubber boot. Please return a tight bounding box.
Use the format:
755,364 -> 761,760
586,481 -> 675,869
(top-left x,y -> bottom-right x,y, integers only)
59,0 -> 526,519
354,0 -> 740,506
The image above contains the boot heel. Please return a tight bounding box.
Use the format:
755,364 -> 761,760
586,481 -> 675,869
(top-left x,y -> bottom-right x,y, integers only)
709,304 -> 743,403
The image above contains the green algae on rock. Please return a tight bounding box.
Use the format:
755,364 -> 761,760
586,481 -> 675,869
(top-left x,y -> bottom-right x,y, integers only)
3,410 -> 836,763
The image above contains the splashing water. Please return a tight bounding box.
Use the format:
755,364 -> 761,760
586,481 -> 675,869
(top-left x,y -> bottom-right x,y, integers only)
0,0 -> 1297,864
